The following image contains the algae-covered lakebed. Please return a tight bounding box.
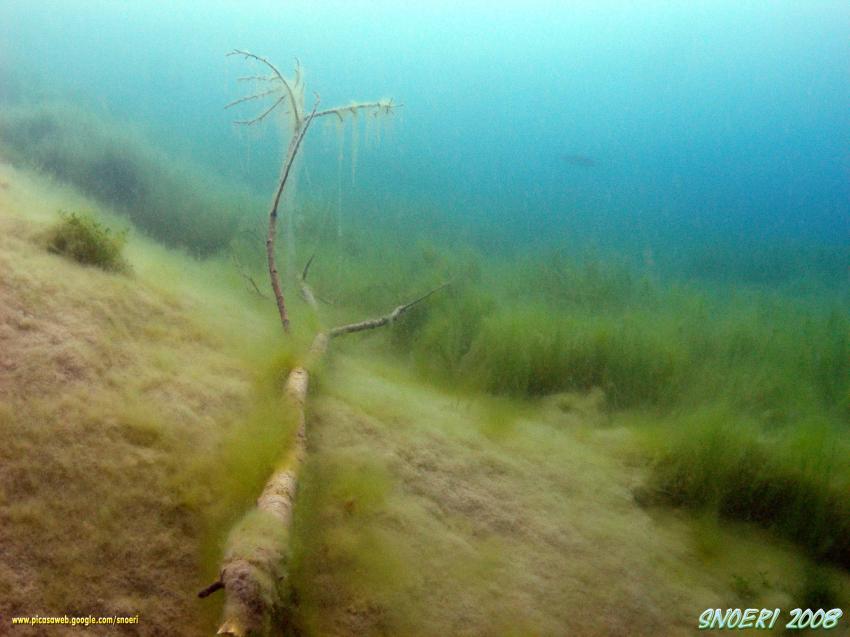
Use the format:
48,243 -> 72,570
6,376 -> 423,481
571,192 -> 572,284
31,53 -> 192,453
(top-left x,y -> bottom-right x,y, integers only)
1,2 -> 849,636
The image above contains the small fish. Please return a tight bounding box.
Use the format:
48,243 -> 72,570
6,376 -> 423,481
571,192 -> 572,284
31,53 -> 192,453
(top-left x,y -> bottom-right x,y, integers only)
560,153 -> 597,168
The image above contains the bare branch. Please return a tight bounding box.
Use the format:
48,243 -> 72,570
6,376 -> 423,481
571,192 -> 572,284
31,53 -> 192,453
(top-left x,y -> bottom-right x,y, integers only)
232,253 -> 269,299
224,87 -> 281,110
237,75 -> 279,83
297,253 -> 319,311
227,49 -> 286,83
297,253 -> 336,307
227,50 -> 302,124
278,77 -> 303,128
267,98 -> 321,331
293,57 -> 302,89
314,99 -> 402,121
329,283 -> 449,337
233,95 -> 286,126
213,54 -> 404,636
197,580 -> 224,598
301,252 -> 316,282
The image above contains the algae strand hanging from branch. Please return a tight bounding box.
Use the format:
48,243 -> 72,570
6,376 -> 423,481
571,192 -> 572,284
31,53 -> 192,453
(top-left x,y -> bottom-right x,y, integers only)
224,50 -> 401,334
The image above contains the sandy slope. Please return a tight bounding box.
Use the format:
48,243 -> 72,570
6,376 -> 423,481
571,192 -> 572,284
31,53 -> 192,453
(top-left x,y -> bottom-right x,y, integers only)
0,162 -> 264,636
0,161 -> 839,637
291,356 -> 829,636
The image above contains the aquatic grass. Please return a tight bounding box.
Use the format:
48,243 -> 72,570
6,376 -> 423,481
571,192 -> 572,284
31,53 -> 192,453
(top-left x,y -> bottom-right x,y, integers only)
285,354 -> 831,637
406,283 -> 494,377
289,446 -> 412,636
6,100 -> 843,421
674,294 -> 850,425
3,126 -> 849,634
511,249 -> 660,313
454,305 -> 685,406
309,212 -> 850,573
682,239 -> 850,289
646,407 -> 850,569
294,205 -> 849,424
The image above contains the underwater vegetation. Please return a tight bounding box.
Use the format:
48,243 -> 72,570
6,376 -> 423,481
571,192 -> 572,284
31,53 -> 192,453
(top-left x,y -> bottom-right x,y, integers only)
645,408 -> 850,569
0,0 -> 848,631
298,205 -> 849,415
46,210 -> 129,272
681,240 -> 850,290
1,87 -> 848,592
289,203 -> 850,569
0,166 -> 296,635
0,103 -> 261,255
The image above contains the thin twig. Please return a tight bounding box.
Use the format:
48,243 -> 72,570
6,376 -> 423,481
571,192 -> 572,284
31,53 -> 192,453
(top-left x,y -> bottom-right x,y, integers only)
232,253 -> 269,299
197,580 -> 224,599
228,49 -> 302,125
224,87 -> 281,110
313,100 -> 402,120
237,75 -> 279,83
302,252 -> 316,282
233,95 -> 286,125
227,49 -> 286,83
297,253 -> 319,311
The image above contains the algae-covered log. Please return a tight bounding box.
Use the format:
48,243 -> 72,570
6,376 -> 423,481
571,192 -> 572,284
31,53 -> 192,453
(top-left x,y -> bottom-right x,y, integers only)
202,334 -> 324,636
200,53 -> 431,636
202,292 -> 444,635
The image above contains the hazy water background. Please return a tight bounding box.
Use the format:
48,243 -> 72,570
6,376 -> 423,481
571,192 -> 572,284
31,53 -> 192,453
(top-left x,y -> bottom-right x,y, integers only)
2,0 -> 848,267
3,6 -> 850,618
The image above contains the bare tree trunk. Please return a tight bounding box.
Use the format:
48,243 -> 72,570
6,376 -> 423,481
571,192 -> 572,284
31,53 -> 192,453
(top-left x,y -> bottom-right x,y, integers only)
202,54 -> 416,636
265,102 -> 318,333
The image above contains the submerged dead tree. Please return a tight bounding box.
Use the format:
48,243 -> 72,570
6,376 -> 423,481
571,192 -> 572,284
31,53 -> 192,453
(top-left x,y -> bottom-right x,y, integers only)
199,51 -> 441,636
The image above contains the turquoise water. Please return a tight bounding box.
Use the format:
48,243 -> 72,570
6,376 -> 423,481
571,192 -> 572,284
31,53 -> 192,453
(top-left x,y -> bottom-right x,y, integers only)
2,5 -> 850,624
2,1 -> 847,271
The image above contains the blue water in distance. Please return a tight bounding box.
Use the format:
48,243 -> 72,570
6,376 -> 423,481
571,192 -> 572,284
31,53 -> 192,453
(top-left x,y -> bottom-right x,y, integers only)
1,1 -> 848,263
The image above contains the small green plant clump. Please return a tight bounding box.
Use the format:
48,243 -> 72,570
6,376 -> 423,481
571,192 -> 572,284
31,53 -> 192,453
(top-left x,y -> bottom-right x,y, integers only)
46,210 -> 129,272
0,104 -> 255,255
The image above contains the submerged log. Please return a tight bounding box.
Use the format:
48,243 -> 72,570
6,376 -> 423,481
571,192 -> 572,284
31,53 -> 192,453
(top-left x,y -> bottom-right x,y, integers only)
200,289 -> 443,635
203,53 -> 417,636
203,334 -> 325,637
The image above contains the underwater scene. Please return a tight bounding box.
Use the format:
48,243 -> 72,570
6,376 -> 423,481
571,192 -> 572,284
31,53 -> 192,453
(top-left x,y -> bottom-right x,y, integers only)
0,1 -> 848,635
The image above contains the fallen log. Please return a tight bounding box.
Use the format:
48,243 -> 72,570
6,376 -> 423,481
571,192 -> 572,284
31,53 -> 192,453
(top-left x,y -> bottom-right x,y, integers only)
201,331 -> 326,636
200,290 -> 443,636
201,53 -> 422,636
